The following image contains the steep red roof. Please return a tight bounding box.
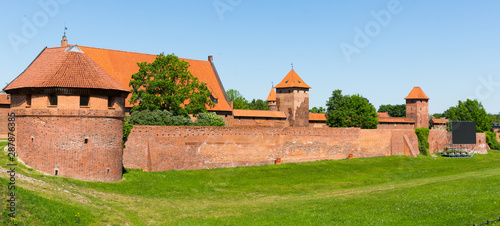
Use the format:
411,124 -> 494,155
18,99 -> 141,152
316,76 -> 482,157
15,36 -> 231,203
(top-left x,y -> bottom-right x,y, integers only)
4,46 -> 128,92
79,46 -> 232,111
274,70 -> 311,89
377,112 -> 390,118
233,109 -> 286,118
378,117 -> 415,124
0,94 -> 11,105
309,113 -> 326,121
266,88 -> 276,102
405,87 -> 429,100
432,118 -> 449,124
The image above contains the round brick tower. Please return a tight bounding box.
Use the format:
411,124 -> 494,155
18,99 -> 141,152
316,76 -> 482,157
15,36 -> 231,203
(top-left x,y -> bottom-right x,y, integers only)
4,45 -> 129,182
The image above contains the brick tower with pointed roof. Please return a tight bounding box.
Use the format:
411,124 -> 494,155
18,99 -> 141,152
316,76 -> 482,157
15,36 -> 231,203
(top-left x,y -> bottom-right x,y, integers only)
405,87 -> 429,128
275,69 -> 311,127
4,42 -> 129,182
266,88 -> 277,111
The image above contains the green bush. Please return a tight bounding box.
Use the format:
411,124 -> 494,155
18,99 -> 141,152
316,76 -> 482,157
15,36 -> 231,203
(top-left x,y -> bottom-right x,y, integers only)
485,132 -> 500,150
127,109 -> 193,126
127,110 -> 225,126
194,112 -> 226,126
415,127 -> 430,156
123,122 -> 133,147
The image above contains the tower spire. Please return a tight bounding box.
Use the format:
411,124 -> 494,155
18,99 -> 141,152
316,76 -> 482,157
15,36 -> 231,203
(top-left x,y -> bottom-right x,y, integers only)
61,23 -> 68,47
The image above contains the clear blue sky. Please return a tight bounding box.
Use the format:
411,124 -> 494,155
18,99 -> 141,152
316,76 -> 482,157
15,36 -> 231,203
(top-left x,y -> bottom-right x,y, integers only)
1,0 -> 499,114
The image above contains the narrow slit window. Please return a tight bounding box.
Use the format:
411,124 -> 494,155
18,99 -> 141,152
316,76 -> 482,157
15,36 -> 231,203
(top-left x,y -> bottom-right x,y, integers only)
84,137 -> 89,144
107,96 -> 114,108
55,169 -> 58,176
80,95 -> 90,106
26,94 -> 32,106
49,94 -> 58,106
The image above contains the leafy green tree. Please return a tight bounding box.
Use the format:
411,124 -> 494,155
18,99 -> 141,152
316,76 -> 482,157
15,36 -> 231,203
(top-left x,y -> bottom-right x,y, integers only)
488,113 -> 500,124
378,104 -> 406,117
226,89 -> 249,109
432,113 -> 445,119
310,107 -> 326,113
325,89 -> 378,129
129,53 -> 214,115
443,99 -> 492,132
248,99 -> 269,110
485,131 -> 500,150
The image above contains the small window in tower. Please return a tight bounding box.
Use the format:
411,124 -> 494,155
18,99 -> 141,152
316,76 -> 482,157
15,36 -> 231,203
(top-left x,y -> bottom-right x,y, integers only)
55,169 -> 59,176
108,96 -> 115,108
107,168 -> 110,174
285,80 -> 288,83
84,138 -> 88,144
48,94 -> 58,106
80,95 -> 90,106
26,94 -> 32,106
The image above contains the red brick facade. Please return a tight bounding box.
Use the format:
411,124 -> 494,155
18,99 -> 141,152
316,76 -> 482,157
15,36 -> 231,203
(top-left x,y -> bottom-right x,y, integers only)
276,88 -> 310,127
406,99 -> 429,128
10,93 -> 126,182
123,126 -> 419,171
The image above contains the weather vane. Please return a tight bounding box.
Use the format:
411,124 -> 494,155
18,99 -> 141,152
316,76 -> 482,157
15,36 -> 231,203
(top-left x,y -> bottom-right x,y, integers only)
291,63 -> 293,70
64,22 -> 67,37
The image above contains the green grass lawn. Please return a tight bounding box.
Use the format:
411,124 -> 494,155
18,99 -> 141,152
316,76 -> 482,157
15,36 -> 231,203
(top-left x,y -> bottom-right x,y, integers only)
1,140 -> 499,225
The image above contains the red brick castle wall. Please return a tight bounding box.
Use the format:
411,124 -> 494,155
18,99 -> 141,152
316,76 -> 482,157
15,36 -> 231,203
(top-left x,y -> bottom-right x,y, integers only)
123,126 -> 419,171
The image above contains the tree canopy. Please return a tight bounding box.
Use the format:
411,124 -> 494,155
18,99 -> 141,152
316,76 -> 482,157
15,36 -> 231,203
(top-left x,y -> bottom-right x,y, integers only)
129,53 -> 214,115
325,89 -> 378,129
226,89 -> 269,110
443,99 -> 492,132
310,107 -> 326,113
488,113 -> 500,124
378,104 -> 406,117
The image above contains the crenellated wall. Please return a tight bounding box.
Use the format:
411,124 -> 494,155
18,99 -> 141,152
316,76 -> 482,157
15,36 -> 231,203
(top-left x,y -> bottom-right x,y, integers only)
123,126 -> 420,171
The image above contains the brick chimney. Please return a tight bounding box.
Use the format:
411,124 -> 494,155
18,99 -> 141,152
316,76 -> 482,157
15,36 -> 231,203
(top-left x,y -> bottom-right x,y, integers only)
208,55 -> 213,62
61,35 -> 68,47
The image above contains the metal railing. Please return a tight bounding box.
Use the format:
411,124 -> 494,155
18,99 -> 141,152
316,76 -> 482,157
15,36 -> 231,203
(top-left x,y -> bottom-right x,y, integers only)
474,216 -> 500,226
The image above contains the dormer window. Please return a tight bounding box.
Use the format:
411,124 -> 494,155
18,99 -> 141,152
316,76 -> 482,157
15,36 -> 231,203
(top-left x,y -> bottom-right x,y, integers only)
48,94 -> 58,106
210,95 -> 218,104
80,95 -> 90,106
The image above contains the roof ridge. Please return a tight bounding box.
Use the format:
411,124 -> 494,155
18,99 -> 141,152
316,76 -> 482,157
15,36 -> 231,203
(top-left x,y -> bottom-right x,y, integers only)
77,45 -> 209,62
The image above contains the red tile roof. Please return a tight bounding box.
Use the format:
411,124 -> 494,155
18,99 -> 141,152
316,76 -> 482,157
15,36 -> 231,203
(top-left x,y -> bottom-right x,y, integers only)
405,87 -> 429,100
79,46 -> 232,111
309,113 -> 326,121
378,117 -> 415,124
233,109 -> 286,118
432,118 -> 449,124
266,88 -> 276,102
274,70 -> 311,89
0,94 -> 10,105
377,112 -> 390,118
4,47 -> 128,92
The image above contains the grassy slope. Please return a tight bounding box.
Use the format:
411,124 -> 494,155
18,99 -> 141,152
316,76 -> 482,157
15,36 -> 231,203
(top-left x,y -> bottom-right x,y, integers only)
0,140 -> 499,225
